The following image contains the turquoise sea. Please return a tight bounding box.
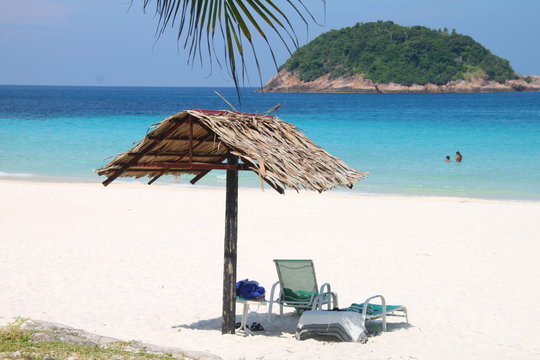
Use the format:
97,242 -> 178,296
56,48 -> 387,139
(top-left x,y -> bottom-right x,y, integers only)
1,85 -> 539,200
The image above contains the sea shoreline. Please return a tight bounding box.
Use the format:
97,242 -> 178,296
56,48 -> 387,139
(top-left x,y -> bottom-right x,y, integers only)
1,176 -> 538,204
261,70 -> 540,94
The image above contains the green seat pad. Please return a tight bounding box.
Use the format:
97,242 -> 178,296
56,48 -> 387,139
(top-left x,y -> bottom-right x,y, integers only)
282,288 -> 316,303
346,303 -> 403,316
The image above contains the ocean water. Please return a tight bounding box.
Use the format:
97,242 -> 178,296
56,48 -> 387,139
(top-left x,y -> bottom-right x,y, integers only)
1,85 -> 539,201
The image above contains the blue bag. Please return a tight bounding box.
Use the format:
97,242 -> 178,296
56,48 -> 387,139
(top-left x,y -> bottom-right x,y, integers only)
236,279 -> 265,300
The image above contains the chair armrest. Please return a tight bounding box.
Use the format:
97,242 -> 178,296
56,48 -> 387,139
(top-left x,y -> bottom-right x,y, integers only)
269,281 -> 281,301
362,295 -> 386,317
311,291 -> 339,310
267,281 -> 282,321
319,283 -> 332,294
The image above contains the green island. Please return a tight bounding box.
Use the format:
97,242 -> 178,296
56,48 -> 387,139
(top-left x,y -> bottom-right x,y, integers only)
262,20 -> 540,92
280,21 -> 516,85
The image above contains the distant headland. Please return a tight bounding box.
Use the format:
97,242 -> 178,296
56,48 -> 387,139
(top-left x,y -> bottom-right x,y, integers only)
260,21 -> 540,93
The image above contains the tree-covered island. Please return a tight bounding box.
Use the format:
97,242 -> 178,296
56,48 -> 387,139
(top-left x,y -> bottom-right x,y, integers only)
262,21 -> 540,93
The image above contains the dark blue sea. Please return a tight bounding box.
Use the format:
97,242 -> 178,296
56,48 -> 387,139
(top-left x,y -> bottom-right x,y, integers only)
1,85 -> 539,200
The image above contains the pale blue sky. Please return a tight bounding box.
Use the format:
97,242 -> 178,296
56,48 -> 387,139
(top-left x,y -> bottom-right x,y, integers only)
1,0 -> 538,87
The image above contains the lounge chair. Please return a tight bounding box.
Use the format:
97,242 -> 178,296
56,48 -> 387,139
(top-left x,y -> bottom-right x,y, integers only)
267,259 -> 338,320
346,295 -> 408,332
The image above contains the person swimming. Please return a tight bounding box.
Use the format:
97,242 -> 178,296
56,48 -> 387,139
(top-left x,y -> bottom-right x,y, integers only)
444,156 -> 451,162
455,151 -> 463,162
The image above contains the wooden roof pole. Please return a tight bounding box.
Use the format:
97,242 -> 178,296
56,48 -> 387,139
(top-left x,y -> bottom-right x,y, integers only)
222,153 -> 238,334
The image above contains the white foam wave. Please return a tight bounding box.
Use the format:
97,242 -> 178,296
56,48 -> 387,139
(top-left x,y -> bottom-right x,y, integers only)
0,171 -> 35,178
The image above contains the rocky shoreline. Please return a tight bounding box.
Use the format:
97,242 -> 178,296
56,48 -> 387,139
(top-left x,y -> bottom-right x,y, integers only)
0,318 -> 220,360
260,69 -> 540,93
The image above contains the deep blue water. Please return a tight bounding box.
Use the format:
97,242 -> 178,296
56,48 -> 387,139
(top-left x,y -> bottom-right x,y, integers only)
1,85 -> 539,200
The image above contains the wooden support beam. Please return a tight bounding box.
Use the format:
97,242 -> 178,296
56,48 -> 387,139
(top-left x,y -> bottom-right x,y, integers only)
241,159 -> 285,195
107,169 -> 202,173
186,155 -> 282,191
132,162 -> 250,171
145,136 -> 218,143
147,132 -> 217,185
189,155 -> 229,185
147,174 -> 162,185
102,119 -> 185,186
262,178 -> 285,195
136,153 -> 219,159
222,154 -> 238,334
189,170 -> 211,185
189,115 -> 193,164
131,151 -> 211,157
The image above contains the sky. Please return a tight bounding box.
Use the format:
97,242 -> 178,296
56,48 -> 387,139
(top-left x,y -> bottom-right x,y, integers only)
0,0 -> 539,87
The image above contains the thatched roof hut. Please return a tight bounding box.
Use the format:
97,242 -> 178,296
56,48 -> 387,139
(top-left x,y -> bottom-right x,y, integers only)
96,109 -> 366,192
96,108 -> 367,334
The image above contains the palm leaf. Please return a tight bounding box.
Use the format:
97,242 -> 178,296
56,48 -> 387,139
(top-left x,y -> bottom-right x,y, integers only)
138,0 -> 323,95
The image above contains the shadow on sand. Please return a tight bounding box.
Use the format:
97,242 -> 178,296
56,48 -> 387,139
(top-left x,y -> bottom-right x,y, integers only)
172,311 -> 413,338
173,312 -> 297,338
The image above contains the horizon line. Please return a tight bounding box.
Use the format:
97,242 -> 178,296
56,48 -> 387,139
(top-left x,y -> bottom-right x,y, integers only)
0,83 -> 249,89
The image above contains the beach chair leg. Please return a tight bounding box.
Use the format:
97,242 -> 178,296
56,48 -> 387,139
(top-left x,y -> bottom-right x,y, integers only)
267,281 -> 281,322
403,307 -> 409,323
267,301 -> 273,321
382,313 -> 387,332
240,302 -> 253,336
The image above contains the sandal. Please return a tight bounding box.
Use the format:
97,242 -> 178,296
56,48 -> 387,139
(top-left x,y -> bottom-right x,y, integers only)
250,322 -> 264,331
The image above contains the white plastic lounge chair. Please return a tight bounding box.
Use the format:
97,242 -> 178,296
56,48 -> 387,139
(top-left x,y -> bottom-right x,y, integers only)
267,259 -> 338,320
346,295 -> 408,332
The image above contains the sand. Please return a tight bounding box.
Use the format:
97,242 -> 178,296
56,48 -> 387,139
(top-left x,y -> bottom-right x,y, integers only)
1,180 -> 539,359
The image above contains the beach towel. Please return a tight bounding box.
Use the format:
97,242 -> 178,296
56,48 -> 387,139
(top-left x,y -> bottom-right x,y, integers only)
346,303 -> 404,316
296,310 -> 368,343
236,279 -> 265,300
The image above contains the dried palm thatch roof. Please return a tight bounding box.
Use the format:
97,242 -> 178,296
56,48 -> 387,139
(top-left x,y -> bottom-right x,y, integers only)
95,109 -> 367,193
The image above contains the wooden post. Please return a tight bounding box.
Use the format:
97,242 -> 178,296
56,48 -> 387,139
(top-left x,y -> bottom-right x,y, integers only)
222,153 -> 238,334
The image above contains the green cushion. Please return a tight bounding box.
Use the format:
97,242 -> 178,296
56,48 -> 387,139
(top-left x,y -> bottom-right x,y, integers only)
346,303 -> 403,316
282,288 -> 316,303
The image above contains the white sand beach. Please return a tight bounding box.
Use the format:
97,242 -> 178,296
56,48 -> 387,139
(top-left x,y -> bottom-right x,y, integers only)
1,180 -> 539,359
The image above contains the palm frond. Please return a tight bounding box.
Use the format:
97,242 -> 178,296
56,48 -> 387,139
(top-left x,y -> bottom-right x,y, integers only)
138,0 -> 323,93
